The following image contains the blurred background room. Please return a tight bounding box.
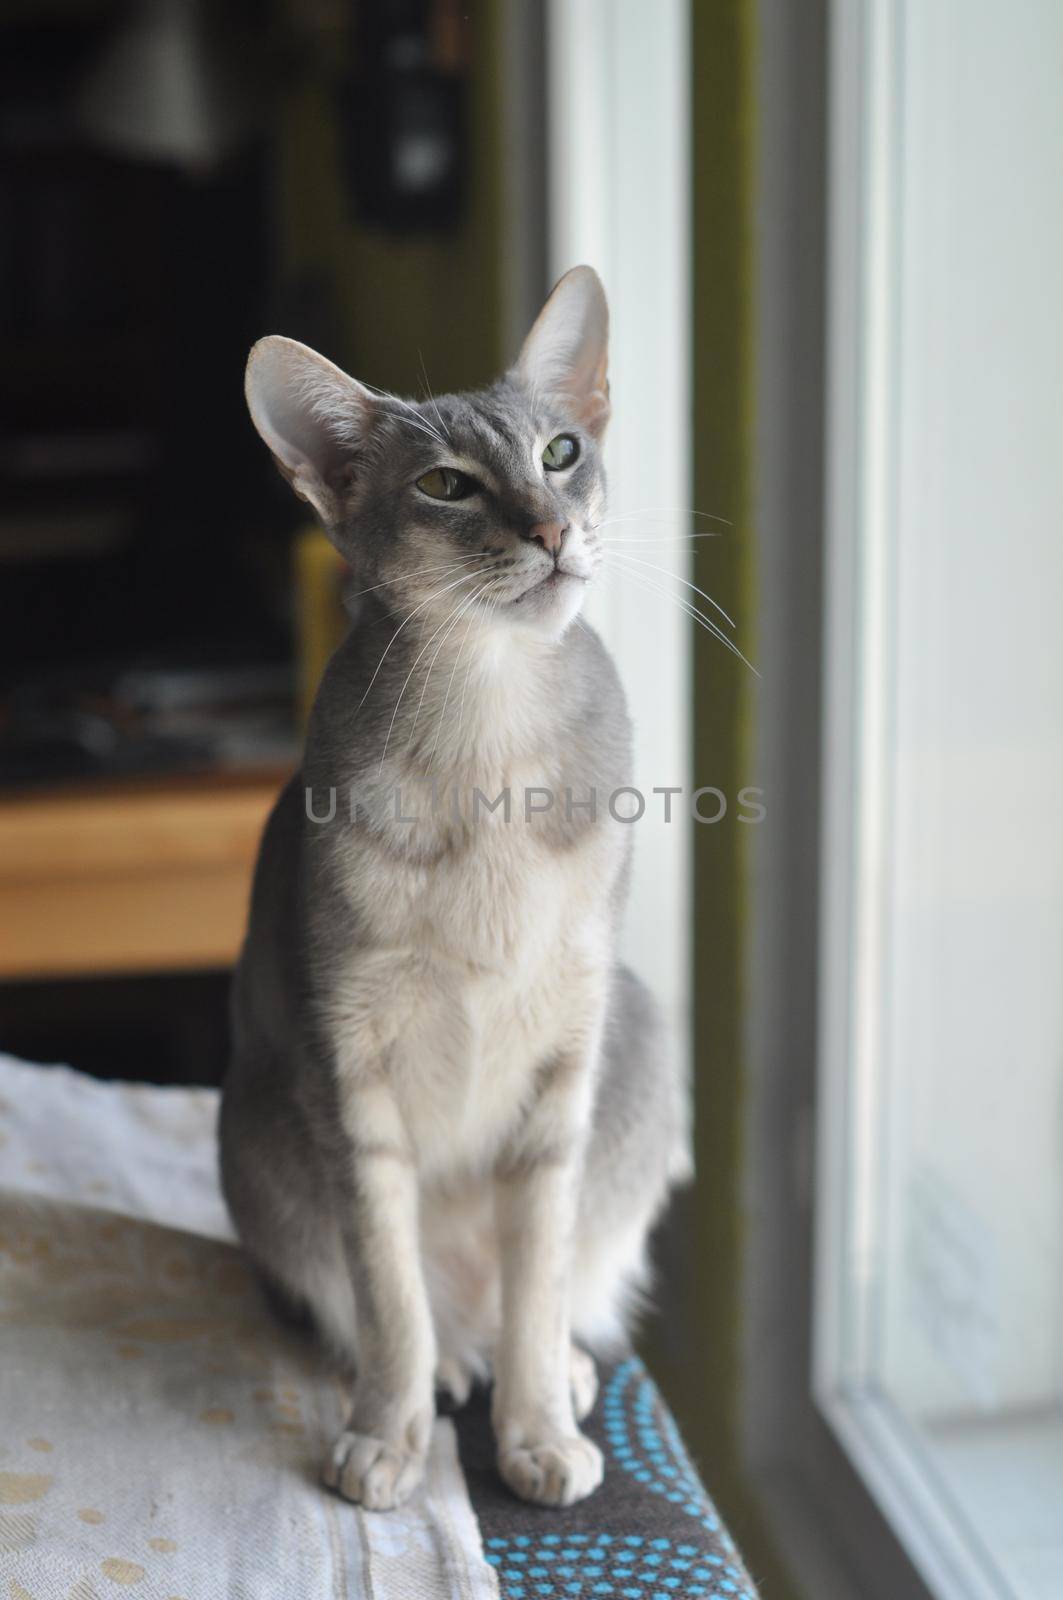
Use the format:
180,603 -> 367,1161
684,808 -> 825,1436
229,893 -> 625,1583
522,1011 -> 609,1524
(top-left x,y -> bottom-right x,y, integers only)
2,3 -> 1061,1599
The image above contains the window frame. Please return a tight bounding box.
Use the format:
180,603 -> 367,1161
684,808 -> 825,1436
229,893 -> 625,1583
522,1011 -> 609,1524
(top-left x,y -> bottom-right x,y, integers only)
543,0 -> 693,1056
812,3 -> 1044,1598
740,1 -> 939,1595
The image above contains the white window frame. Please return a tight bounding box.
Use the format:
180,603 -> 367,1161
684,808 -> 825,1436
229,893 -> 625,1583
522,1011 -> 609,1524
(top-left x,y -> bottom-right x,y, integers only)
544,0 -> 692,1050
815,3 -> 1048,1597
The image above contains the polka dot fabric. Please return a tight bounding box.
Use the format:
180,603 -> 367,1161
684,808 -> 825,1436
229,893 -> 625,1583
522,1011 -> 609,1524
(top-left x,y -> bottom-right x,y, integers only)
483,1532 -> 755,1600
456,1357 -> 759,1600
602,1361 -> 720,1528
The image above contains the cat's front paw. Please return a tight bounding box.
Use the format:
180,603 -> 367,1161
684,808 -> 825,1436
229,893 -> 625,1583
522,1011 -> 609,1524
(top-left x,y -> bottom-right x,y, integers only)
497,1430 -> 604,1507
323,1420 -> 429,1511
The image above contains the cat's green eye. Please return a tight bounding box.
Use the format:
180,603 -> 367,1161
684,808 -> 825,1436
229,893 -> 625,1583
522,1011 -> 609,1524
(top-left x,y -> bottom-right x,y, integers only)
416,467 -> 476,501
542,434 -> 579,471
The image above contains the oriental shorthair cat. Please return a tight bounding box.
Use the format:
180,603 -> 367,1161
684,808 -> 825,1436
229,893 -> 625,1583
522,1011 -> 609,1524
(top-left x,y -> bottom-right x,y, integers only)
220,267 -> 691,1511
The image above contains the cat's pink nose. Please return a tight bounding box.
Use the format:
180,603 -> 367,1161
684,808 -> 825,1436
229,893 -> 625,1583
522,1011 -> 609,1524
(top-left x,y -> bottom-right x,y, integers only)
527,520 -> 567,554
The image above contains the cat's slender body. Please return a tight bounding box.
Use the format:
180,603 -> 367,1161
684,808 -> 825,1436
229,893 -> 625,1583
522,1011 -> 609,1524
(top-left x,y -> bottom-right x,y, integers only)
220,268 -> 690,1512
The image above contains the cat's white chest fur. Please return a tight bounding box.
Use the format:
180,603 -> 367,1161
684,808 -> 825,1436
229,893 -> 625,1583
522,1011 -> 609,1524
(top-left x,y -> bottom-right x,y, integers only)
330,641 -> 623,1177
336,790 -> 618,1175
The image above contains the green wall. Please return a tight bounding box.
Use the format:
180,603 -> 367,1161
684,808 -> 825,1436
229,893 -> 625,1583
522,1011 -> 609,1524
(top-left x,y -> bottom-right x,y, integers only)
275,3 -> 505,397
646,5 -> 798,1594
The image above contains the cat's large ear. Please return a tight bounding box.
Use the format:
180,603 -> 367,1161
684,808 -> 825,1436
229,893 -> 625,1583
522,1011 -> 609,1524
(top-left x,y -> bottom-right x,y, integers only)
245,336 -> 375,524
516,265 -> 610,437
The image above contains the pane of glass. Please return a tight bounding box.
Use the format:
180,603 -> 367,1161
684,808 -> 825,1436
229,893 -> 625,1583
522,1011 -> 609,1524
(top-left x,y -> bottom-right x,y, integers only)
859,4 -> 1063,1597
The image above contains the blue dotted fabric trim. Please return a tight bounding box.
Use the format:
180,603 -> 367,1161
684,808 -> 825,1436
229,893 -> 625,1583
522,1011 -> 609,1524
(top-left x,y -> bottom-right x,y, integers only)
483,1531 -> 756,1600
454,1352 -> 759,1598
602,1360 -> 720,1533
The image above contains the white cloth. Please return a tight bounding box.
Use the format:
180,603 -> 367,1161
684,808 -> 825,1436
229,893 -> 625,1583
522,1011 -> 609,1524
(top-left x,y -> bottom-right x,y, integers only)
0,1056 -> 230,1241
0,1054 -> 498,1600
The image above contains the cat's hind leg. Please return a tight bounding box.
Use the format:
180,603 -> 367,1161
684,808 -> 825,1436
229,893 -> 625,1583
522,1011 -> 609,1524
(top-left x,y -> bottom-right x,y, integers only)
571,963 -> 691,1352
220,1060 -> 360,1368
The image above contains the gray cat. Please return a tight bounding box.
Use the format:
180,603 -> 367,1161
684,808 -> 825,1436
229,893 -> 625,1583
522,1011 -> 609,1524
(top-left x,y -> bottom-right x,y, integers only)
220,266 -> 691,1512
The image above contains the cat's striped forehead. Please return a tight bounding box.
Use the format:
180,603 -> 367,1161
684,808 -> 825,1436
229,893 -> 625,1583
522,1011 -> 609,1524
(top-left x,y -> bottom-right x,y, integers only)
421,382 -> 553,462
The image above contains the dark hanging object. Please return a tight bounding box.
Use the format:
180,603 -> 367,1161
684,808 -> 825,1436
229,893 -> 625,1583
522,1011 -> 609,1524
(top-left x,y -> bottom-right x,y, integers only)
340,0 -> 467,231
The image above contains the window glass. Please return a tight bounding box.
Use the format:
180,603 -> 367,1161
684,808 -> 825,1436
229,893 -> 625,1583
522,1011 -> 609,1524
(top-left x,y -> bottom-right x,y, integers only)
827,5 -> 1063,1597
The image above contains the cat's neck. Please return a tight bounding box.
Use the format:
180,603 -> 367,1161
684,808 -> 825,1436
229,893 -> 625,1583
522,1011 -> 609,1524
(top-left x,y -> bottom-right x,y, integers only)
320,592 -> 580,789
395,612 -> 568,778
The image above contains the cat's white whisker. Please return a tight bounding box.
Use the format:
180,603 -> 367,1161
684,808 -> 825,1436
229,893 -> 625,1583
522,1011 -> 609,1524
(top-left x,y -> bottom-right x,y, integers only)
593,505 -> 732,528
392,411 -> 451,450
605,550 -> 736,629
361,378 -> 450,451
601,557 -> 759,677
356,567 -> 489,716
456,589 -> 500,750
376,574 -> 492,773
401,581 -> 490,762
418,352 -> 452,446
426,582 -> 497,771
597,531 -> 721,545
347,553 -> 486,602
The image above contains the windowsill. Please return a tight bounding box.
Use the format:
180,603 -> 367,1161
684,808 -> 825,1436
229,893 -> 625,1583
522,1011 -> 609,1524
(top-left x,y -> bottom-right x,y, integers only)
924,1407 -> 1063,1600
